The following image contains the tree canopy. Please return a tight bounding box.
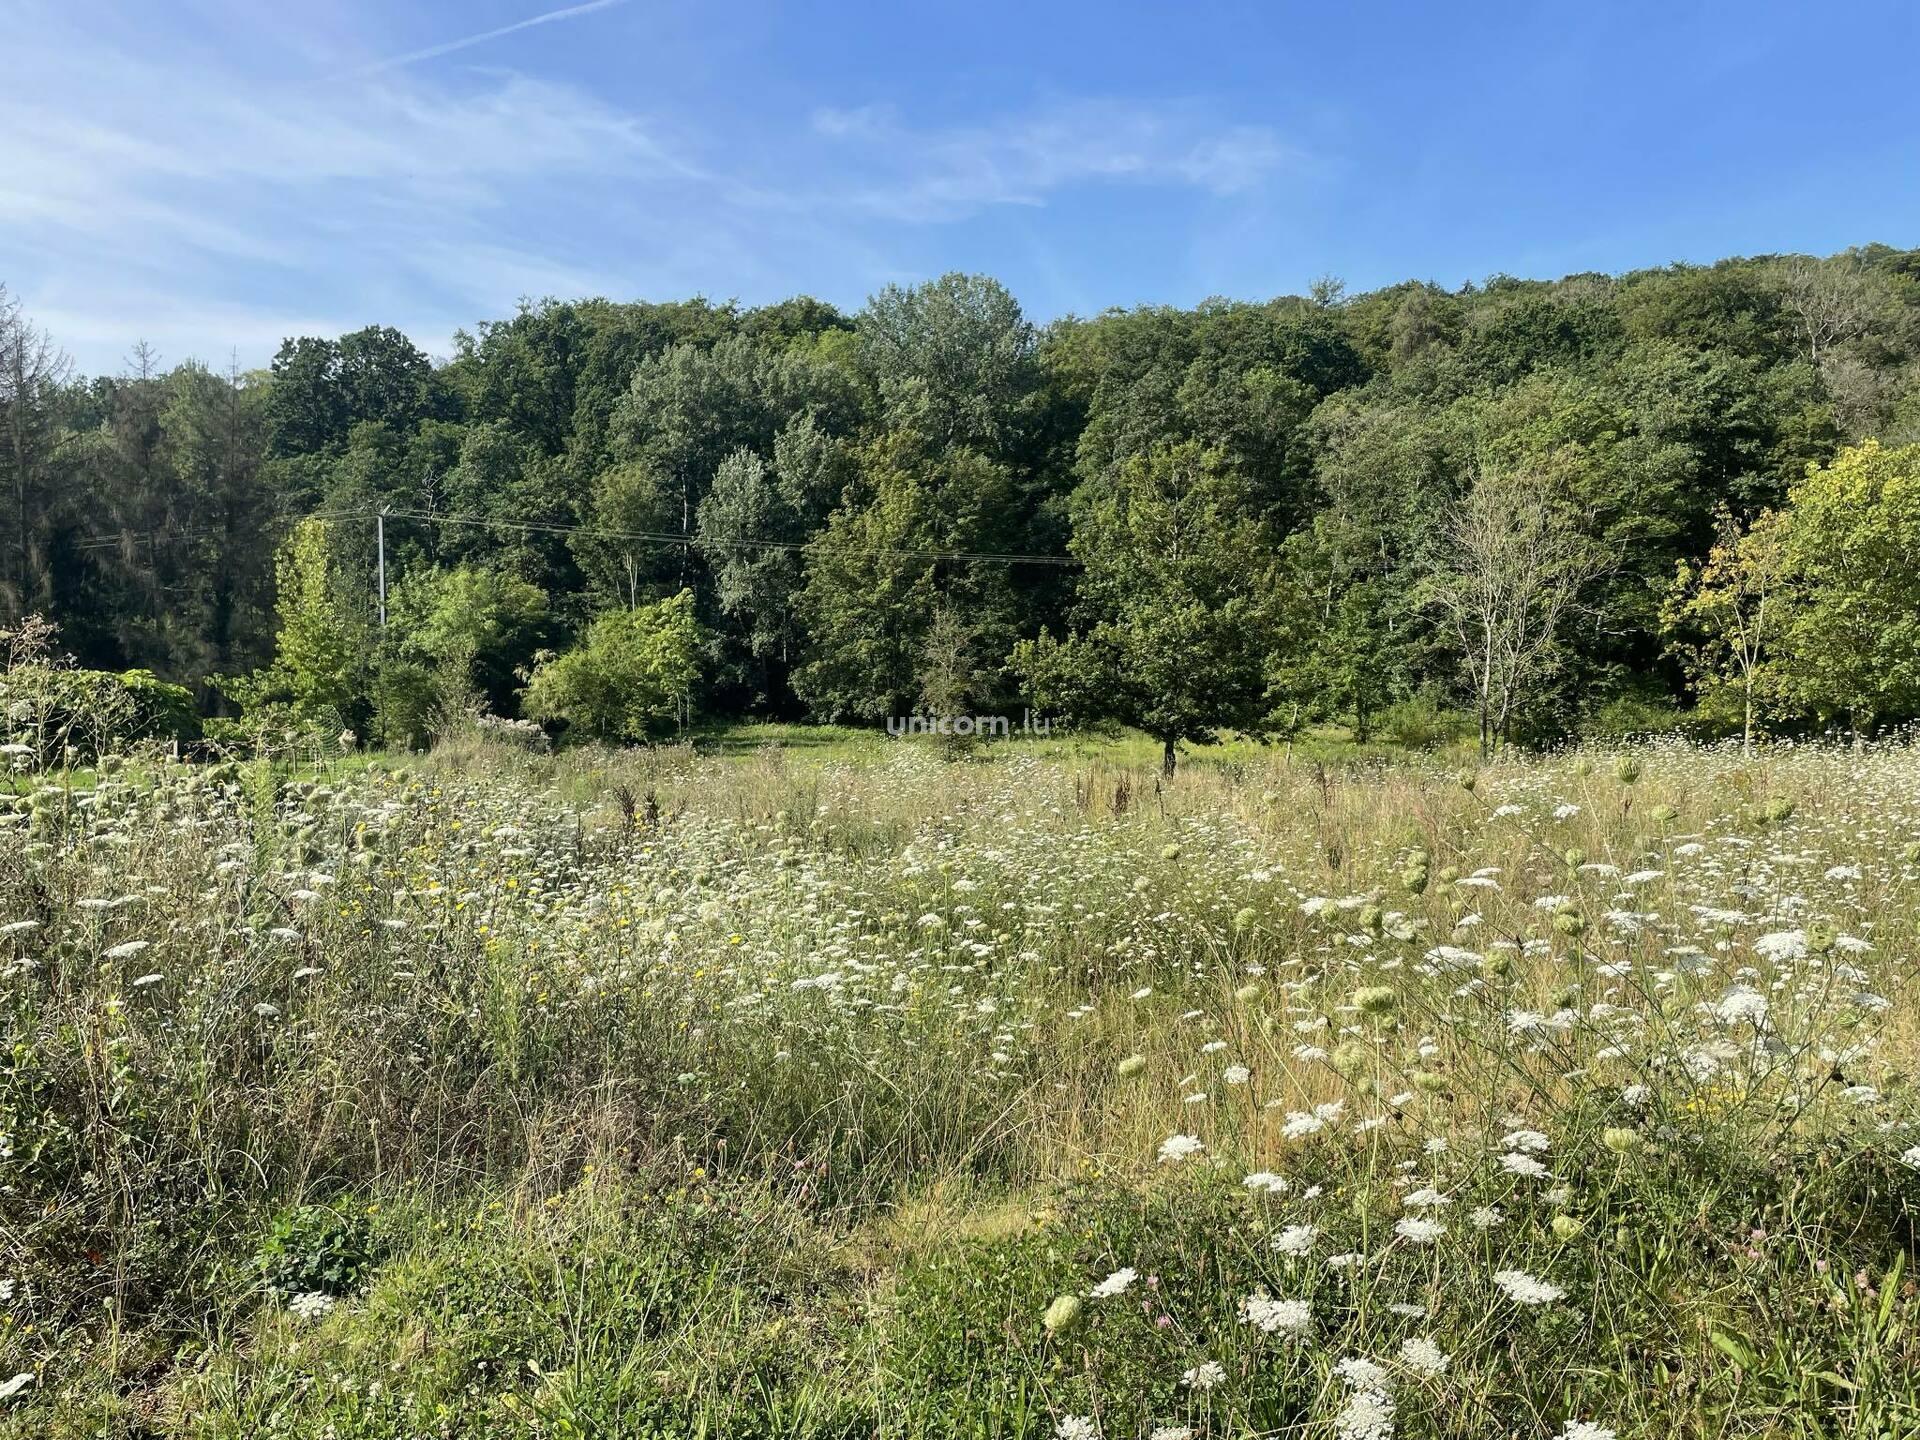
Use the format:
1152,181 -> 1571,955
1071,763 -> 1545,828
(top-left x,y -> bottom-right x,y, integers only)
4,247 -> 1920,752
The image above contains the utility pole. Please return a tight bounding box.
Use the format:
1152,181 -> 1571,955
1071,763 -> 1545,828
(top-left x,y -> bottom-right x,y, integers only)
376,508 -> 388,629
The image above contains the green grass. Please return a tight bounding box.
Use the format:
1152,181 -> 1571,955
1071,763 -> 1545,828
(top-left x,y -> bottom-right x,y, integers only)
4,737 -> 1919,1437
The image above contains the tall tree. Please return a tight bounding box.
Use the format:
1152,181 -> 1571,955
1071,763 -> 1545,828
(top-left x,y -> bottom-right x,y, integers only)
794,432 -> 1027,721
1771,440 -> 1920,731
696,418 -> 851,705
0,284 -> 73,621
1662,506 -> 1789,751
1422,468 -> 1607,756
1014,442 -> 1274,774
238,517 -> 370,727
858,274 -> 1038,457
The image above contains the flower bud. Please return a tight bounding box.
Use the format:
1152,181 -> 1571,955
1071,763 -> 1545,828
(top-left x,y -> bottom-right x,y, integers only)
1043,1295 -> 1084,1334
1352,985 -> 1398,1017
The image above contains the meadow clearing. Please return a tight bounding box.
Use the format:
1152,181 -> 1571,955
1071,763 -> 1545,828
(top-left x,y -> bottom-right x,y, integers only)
3,731 -> 1920,1439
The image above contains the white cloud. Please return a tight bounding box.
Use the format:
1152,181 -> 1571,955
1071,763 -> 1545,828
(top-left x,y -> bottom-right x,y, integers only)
0,8 -> 707,367
807,98 -> 1305,222
0,5 -> 1309,371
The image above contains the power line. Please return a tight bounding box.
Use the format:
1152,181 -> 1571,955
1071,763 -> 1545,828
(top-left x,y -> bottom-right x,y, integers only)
67,507 -> 369,554
64,502 -> 1083,569
374,505 -> 1082,567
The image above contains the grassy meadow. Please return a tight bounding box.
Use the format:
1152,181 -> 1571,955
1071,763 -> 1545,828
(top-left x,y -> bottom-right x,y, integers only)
4,731 -> 1920,1438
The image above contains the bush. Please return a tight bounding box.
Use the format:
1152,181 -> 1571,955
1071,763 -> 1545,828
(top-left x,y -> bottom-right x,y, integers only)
1584,691 -> 1699,742
0,664 -> 199,762
1378,690 -> 1473,749
523,591 -> 700,744
473,713 -> 551,751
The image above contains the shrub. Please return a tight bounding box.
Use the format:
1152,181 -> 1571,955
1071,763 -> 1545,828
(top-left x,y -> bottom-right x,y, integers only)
0,664 -> 199,762
1378,689 -> 1473,749
1583,691 -> 1699,742
473,713 -> 552,752
522,591 -> 700,744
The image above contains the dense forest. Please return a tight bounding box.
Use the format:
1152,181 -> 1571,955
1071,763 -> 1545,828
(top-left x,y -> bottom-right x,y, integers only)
3,245 -> 1920,762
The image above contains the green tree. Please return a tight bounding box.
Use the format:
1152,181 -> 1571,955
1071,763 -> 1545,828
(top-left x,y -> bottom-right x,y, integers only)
858,274 -> 1037,455
1772,440 -> 1920,731
1661,507 -> 1789,751
794,433 -> 1026,721
0,285 -> 74,624
243,517 -> 368,726
574,462 -> 673,610
1270,544 -> 1405,742
374,566 -> 550,745
696,419 -> 852,706
609,333 -> 861,550
266,326 -> 434,459
1014,442 -> 1273,774
522,590 -> 700,743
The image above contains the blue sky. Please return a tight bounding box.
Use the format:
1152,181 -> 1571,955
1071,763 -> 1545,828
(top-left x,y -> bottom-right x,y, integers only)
4,0 -> 1917,375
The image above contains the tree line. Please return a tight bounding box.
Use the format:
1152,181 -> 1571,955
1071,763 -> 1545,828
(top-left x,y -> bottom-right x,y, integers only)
3,247 -> 1919,764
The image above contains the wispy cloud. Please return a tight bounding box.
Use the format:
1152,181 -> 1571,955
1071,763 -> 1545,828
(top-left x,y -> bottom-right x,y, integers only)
345,0 -> 629,77
0,4 -> 1312,371
0,9 -> 708,364
806,99 -> 1305,222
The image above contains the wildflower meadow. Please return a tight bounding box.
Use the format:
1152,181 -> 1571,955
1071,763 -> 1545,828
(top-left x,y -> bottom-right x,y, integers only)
4,732 -> 1920,1438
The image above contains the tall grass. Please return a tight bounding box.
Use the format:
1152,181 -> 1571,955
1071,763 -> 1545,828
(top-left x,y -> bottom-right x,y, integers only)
4,736 -> 1920,1436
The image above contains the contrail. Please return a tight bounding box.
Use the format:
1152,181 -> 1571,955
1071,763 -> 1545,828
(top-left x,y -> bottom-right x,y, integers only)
350,0 -> 627,76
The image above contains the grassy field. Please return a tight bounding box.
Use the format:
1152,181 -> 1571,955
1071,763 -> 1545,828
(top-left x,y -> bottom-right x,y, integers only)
4,731 -> 1920,1438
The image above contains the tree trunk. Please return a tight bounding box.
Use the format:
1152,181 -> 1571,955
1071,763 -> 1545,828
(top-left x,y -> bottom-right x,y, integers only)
1161,737 -> 1177,777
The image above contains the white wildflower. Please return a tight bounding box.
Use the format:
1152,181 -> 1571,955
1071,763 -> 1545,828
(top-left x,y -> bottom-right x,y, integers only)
1334,1386 -> 1394,1440
1398,1337 -> 1449,1374
1493,1269 -> 1565,1305
1240,1293 -> 1312,1335
287,1290 -> 336,1321
1336,1355 -> 1392,1391
1157,1134 -> 1205,1164
1181,1360 -> 1226,1390
1271,1224 -> 1318,1256
1089,1266 -> 1137,1299
1501,1152 -> 1550,1179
